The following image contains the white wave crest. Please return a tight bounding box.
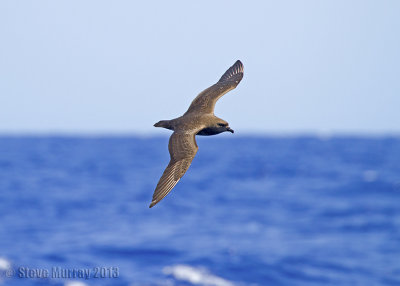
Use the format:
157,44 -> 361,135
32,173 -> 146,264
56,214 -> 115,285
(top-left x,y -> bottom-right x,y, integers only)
0,257 -> 11,270
64,281 -> 88,286
163,264 -> 234,286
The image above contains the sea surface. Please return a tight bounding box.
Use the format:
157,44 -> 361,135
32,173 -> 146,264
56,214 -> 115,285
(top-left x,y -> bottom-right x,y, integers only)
0,135 -> 399,286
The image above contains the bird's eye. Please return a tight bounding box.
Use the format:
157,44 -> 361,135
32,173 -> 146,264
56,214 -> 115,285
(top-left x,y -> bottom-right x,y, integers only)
218,123 -> 227,127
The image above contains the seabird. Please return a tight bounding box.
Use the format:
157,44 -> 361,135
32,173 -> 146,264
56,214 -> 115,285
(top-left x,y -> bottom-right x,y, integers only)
150,60 -> 244,208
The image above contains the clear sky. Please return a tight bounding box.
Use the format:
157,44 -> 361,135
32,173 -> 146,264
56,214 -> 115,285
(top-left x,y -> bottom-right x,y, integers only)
1,1 -> 399,135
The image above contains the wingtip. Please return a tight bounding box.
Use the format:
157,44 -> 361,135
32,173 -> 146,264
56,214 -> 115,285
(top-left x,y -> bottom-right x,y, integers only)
218,60 -> 244,83
149,201 -> 156,208
235,59 -> 243,67
234,60 -> 244,72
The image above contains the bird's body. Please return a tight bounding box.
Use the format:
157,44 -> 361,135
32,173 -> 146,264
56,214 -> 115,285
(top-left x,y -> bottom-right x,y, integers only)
154,113 -> 229,135
150,60 -> 244,208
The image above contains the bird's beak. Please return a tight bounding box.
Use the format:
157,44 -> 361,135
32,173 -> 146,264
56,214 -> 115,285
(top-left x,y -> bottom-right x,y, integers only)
227,127 -> 234,133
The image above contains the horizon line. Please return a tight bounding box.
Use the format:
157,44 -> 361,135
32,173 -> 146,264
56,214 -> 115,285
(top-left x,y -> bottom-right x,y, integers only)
0,130 -> 399,139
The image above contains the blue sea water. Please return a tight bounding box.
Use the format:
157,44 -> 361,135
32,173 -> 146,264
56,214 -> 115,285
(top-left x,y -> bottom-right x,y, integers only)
0,135 -> 399,286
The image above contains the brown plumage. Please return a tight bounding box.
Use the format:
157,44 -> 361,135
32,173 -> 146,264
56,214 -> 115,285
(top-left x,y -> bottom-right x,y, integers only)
150,60 -> 244,208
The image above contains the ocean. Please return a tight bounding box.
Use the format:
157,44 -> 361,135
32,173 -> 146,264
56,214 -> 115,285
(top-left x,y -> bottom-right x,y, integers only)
0,135 -> 399,286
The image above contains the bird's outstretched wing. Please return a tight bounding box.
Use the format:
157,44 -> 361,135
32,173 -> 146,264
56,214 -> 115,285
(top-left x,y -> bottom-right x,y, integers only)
184,60 -> 244,115
149,131 -> 198,208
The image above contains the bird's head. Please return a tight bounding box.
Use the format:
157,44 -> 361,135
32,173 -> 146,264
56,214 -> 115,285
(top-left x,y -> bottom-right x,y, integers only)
217,122 -> 234,133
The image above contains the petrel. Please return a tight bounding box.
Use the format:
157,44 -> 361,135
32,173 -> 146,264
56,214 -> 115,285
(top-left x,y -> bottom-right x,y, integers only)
150,60 -> 244,208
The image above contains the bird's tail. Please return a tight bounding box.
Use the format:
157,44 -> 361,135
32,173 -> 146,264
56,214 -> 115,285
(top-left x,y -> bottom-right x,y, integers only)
154,120 -> 174,130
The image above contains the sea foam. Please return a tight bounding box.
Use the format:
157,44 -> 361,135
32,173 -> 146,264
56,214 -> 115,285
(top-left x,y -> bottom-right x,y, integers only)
163,264 -> 234,286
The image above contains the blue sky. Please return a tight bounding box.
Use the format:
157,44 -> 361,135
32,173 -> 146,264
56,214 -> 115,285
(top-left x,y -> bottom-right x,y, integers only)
0,1 -> 399,135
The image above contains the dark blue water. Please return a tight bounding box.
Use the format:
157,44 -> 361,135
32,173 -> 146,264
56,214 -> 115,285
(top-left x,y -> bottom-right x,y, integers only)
0,136 -> 399,286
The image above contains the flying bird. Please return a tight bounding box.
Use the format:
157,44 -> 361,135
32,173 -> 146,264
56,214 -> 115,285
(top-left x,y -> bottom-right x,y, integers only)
150,60 -> 244,208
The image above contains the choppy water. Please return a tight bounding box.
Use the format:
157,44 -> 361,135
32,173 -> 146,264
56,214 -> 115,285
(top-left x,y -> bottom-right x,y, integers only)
0,136 -> 399,286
